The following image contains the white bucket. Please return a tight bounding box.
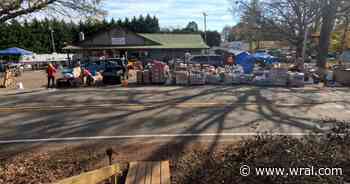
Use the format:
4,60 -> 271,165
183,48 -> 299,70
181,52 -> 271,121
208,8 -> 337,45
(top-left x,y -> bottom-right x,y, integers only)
17,82 -> 24,90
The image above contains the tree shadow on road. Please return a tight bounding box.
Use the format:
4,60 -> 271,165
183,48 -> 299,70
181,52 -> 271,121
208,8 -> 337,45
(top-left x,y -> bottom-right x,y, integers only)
0,85 -> 348,183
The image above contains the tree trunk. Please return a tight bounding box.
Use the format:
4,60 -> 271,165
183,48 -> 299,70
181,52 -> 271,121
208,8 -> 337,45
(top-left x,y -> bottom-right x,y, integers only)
341,16 -> 349,53
318,2 -> 337,70
296,41 -> 304,59
313,16 -> 321,33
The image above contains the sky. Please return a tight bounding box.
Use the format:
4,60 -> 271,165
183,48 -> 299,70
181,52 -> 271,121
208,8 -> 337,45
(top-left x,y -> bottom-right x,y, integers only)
102,0 -> 238,32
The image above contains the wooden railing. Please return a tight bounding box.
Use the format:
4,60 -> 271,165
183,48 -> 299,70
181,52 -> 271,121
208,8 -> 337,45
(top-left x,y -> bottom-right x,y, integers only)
53,164 -> 121,184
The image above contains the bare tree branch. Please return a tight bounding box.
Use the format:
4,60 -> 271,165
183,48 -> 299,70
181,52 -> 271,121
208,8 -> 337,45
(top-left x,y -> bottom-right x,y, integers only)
0,0 -> 106,23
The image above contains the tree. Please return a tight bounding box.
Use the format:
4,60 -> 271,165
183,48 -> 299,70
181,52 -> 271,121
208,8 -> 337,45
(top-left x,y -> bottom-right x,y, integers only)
317,0 -> 350,70
231,0 -> 321,56
126,15 -> 159,33
123,17 -> 130,29
222,26 -> 236,42
130,16 -> 138,32
240,0 -> 262,50
144,14 -> 154,32
151,16 -> 160,32
339,15 -> 350,52
0,0 -> 106,23
184,21 -> 199,32
203,31 -> 221,47
0,15 -> 161,53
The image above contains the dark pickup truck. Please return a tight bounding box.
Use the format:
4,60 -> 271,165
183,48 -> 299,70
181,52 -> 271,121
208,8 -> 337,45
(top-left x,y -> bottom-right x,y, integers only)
188,55 -> 225,67
102,58 -> 127,85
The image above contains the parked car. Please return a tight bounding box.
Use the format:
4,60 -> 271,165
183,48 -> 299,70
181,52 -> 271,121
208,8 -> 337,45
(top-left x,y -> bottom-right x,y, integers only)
56,68 -> 82,88
340,50 -> 350,63
327,52 -> 337,61
188,55 -> 224,66
23,64 -> 32,70
102,58 -> 126,85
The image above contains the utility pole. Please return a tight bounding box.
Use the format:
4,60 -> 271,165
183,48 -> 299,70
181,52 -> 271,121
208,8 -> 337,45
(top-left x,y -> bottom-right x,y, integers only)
49,27 -> 56,53
203,12 -> 207,42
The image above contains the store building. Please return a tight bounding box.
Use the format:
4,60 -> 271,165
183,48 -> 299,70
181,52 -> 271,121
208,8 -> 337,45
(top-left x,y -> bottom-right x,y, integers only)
63,27 -> 209,62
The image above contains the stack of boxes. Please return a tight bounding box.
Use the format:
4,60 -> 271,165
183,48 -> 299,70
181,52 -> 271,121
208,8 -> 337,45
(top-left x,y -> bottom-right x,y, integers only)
206,74 -> 221,84
136,70 -> 143,84
175,71 -> 189,85
142,70 -> 151,84
189,71 -> 206,85
270,68 -> 289,86
223,73 -> 234,85
289,72 -> 305,87
151,61 -> 166,84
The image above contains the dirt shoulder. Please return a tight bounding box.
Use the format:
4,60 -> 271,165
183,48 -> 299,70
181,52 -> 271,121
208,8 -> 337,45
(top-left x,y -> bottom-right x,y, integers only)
0,141 -> 234,184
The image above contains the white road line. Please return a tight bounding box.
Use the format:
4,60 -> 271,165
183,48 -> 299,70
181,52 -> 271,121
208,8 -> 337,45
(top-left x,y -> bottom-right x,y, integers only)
0,133 -> 325,144
0,102 -> 337,111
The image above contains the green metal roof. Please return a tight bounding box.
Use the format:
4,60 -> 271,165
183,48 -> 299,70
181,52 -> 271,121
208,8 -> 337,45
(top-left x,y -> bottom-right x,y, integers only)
138,33 -> 209,49
63,33 -> 209,50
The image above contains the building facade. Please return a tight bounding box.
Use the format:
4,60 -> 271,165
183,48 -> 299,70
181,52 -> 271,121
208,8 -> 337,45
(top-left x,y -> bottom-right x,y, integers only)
63,27 -> 209,62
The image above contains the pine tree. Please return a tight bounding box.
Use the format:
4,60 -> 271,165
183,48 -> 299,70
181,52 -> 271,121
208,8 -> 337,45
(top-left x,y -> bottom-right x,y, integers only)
110,18 -> 116,27
138,15 -> 145,32
152,16 -> 160,33
0,15 -> 162,53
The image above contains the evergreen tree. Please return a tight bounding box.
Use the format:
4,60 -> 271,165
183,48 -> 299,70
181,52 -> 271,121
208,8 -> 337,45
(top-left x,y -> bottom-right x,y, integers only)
184,21 -> 199,32
152,16 -> 160,33
144,14 -> 153,33
137,15 -> 145,32
130,16 -> 138,32
117,19 -> 123,27
110,18 -> 116,27
0,15 -> 161,53
123,17 -> 130,29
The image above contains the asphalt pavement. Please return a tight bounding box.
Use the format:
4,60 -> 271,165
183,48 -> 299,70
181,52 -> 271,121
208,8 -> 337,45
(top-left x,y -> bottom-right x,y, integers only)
0,85 -> 349,144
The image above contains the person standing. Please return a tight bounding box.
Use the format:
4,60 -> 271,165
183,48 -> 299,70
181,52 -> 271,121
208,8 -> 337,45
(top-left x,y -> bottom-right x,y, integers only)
2,65 -> 11,88
47,63 -> 57,88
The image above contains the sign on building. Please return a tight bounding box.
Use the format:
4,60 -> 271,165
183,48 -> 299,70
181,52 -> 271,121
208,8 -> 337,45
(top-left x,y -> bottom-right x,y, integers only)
111,37 -> 126,45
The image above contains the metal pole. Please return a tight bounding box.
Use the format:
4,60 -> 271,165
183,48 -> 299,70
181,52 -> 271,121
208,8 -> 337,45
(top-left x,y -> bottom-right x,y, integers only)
50,28 -> 56,53
203,12 -> 207,42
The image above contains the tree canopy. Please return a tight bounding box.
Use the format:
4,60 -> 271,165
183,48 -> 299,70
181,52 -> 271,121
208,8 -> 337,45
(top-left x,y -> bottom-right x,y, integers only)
0,0 -> 106,23
230,0 -> 350,71
0,15 -> 160,53
231,0 -> 322,55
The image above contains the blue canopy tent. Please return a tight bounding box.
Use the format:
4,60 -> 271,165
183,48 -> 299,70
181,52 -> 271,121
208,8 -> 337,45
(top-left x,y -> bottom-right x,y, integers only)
235,51 -> 256,74
253,52 -> 279,65
0,47 -> 33,56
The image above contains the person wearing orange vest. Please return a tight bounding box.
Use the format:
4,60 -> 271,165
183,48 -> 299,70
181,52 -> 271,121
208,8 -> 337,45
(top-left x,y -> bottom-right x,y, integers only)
47,63 -> 57,88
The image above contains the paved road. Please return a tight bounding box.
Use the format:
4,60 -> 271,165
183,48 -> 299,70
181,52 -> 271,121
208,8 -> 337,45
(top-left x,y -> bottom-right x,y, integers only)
0,85 -> 350,144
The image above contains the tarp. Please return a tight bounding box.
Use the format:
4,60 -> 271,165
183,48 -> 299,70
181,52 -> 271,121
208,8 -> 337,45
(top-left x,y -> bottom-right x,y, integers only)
0,47 -> 33,56
253,52 -> 279,64
340,50 -> 350,62
235,52 -> 256,74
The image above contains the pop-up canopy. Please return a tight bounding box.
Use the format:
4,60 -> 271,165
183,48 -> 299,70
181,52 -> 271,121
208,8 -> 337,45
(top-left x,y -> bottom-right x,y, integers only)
0,47 -> 33,56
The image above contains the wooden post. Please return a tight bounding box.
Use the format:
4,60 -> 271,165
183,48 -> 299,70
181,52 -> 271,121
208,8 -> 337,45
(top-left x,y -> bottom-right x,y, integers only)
106,148 -> 116,184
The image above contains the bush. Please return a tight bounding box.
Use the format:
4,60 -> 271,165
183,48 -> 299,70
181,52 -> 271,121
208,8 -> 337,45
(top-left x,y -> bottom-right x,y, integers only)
173,121 -> 350,184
